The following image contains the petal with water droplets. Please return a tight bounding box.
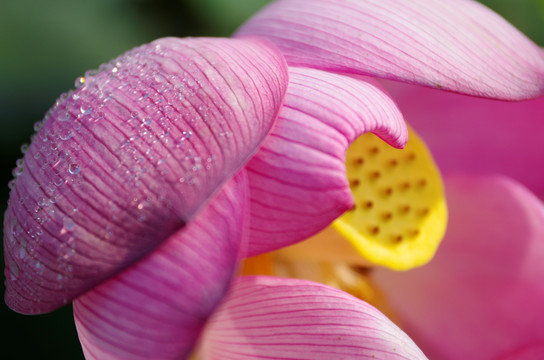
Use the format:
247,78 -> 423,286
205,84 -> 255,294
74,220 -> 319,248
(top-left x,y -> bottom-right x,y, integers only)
4,37 -> 288,314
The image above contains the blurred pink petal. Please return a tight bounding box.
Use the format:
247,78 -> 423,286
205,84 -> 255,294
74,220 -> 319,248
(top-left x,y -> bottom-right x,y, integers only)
246,67 -> 406,256
236,0 -> 544,100
4,37 -> 288,314
501,343 -> 544,360
373,175 -> 544,360
382,80 -> 544,198
199,276 -> 428,359
73,171 -> 248,360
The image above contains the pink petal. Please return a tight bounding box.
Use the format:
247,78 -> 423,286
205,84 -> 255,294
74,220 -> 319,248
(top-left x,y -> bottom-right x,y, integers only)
199,276 -> 428,359
72,171 -> 248,360
373,175 -> 544,360
4,37 -> 288,314
502,343 -> 544,360
382,80 -> 544,199
236,0 -> 544,100
246,67 -> 406,256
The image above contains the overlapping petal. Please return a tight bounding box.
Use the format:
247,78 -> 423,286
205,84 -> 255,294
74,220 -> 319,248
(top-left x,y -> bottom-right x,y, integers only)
245,67 -> 407,256
382,80 -> 544,198
73,171 -> 248,360
236,0 -> 544,100
199,276 -> 428,359
3,37 -> 288,314
373,175 -> 544,360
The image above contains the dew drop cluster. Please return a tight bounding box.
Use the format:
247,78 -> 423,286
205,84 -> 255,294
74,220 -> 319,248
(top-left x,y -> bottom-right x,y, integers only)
4,38 -> 247,301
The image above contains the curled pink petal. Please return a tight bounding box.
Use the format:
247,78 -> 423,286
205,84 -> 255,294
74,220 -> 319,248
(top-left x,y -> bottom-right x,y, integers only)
4,37 -> 288,314
73,171 -> 248,360
382,80 -> 544,198
246,67 -> 406,256
373,175 -> 544,360
236,0 -> 544,100
199,276 -> 428,359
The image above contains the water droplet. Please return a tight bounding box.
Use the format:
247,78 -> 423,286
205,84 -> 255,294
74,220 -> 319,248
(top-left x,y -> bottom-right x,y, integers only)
62,247 -> 75,260
10,219 -> 19,236
72,121 -> 82,131
20,143 -> 29,154
18,246 -> 26,260
63,217 -> 75,232
9,261 -> 19,280
59,112 -> 71,122
59,92 -> 71,103
68,163 -> 80,175
104,227 -> 114,240
59,129 -> 73,141
12,166 -> 23,177
8,180 -> 15,189
75,76 -> 86,88
90,110 -> 104,123
71,143 -> 81,153
33,121 -> 43,132
80,104 -> 93,116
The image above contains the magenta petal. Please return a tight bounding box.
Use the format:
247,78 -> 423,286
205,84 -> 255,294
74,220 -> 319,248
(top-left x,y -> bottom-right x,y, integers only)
4,37 -> 288,314
72,171 -> 248,360
199,276 -> 427,359
246,67 -> 406,256
236,0 -> 544,100
373,175 -> 544,360
382,80 -> 544,198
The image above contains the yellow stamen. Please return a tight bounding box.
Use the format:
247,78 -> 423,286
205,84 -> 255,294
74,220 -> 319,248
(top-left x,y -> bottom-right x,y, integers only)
334,127 -> 447,270
240,253 -> 275,276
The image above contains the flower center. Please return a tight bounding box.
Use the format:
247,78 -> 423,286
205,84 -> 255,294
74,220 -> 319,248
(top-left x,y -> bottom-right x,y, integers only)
241,253 -> 400,324
334,127 -> 447,270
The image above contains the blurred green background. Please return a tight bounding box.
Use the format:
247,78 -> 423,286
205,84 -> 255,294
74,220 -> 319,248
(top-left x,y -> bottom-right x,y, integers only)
0,0 -> 542,358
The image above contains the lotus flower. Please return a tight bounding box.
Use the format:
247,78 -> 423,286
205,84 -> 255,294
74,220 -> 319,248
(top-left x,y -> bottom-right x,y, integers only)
4,0 -> 544,358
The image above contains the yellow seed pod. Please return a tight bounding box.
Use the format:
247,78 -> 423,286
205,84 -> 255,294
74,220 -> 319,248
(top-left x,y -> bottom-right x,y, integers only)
334,127 -> 447,270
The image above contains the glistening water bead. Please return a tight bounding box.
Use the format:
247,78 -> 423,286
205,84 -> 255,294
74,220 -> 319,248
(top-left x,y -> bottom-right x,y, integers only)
80,104 -> 93,116
68,163 -> 80,175
63,217 -> 76,232
75,76 -> 86,88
